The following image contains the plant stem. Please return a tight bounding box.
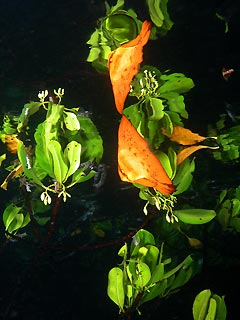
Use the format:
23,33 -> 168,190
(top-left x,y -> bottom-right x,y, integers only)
39,196 -> 61,255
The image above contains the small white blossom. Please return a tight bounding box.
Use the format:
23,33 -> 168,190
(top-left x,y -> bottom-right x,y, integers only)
40,191 -> 52,205
38,90 -> 48,102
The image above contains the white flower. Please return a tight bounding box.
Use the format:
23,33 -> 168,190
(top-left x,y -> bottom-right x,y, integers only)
38,90 -> 48,101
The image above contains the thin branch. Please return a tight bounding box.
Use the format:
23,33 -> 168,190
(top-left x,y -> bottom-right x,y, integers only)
47,206 -> 158,252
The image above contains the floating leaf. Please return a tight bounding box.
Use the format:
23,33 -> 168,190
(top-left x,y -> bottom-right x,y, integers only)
108,21 -> 151,114
118,116 -> 175,195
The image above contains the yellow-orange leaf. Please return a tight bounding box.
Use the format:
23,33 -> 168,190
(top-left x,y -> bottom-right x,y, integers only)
118,115 -> 175,195
0,164 -> 23,190
4,134 -> 21,154
177,145 -> 215,165
108,21 -> 151,114
163,126 -> 207,146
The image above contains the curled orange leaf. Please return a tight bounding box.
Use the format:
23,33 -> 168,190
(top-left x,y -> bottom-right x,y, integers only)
118,115 -> 175,195
177,145 -> 218,165
108,21 -> 151,114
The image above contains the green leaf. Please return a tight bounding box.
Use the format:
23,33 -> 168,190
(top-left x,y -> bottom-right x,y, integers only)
104,13 -> 138,44
143,245 -> 160,271
141,279 -> 168,304
134,261 -> 151,289
86,29 -> 99,46
148,97 -> 165,120
146,0 -> 164,27
107,267 -> 125,311
130,229 -> 156,252
87,47 -> 101,62
161,112 -> 173,135
18,141 -> 45,187
77,116 -> 103,163
213,294 -> 227,320
64,141 -> 81,181
34,123 -> 55,177
8,213 -> 24,234
193,289 -> 211,320
173,158 -> 195,195
156,151 -> 173,179
162,255 -> 193,280
205,298 -> 217,320
3,204 -> 22,230
159,73 -> 194,94
232,198 -> 240,217
106,0 -> 125,15
150,262 -> 165,283
17,101 -> 41,132
47,140 -> 68,183
174,209 -> 216,225
161,92 -> 188,119
0,153 -> 6,166
63,111 -> 80,131
71,166 -> 95,185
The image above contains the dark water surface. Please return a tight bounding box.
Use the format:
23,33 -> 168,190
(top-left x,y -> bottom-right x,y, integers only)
0,0 -> 240,319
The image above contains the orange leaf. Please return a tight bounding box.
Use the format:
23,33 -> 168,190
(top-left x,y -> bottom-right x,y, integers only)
177,145 -> 213,165
4,134 -> 20,154
108,21 -> 151,114
162,126 -> 207,145
118,115 -> 175,195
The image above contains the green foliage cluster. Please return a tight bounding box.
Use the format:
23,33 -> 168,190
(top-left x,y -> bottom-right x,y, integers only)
125,66 -> 196,216
0,89 -> 103,235
193,289 -> 227,320
108,229 -> 195,314
86,0 -> 173,72
216,186 -> 240,232
0,0 -> 239,318
209,113 -> 240,161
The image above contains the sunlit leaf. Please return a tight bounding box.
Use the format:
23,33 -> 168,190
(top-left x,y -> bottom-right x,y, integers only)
107,267 -> 125,311
3,204 -> 22,230
63,111 -> 80,131
108,21 -> 151,114
159,73 -> 194,94
193,289 -> 211,320
64,141 -> 81,181
134,261 -> 151,289
118,116 -> 175,195
47,140 -> 68,183
174,209 -> 216,224
163,126 -> 207,145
